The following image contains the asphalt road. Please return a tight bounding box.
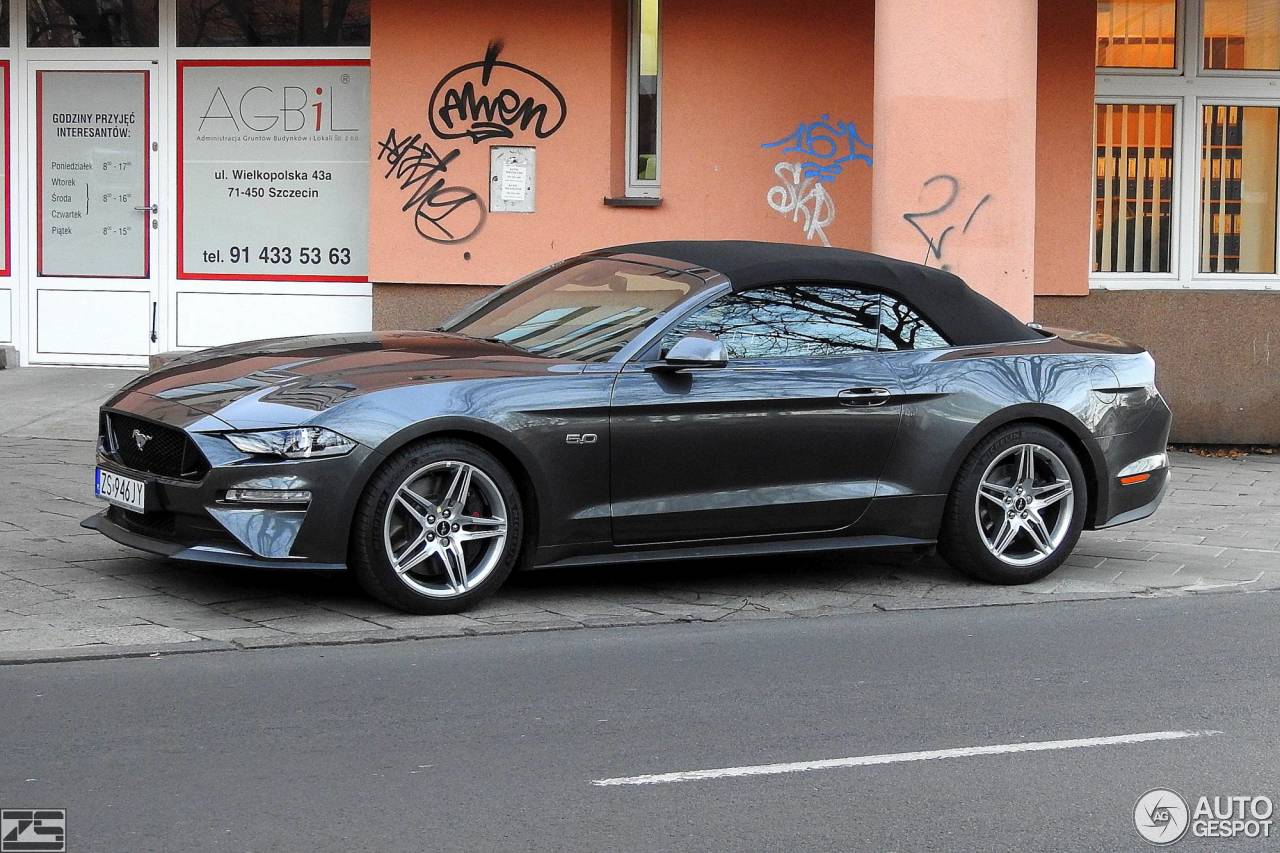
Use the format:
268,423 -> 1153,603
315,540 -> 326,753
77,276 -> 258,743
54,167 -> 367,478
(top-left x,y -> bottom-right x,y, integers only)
3,593 -> 1280,852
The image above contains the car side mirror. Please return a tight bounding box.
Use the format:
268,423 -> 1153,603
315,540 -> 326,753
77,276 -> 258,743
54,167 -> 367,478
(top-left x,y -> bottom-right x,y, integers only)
652,332 -> 728,371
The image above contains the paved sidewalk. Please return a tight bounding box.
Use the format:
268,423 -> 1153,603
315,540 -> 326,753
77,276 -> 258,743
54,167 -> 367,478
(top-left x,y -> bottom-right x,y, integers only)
1,367 -> 1279,661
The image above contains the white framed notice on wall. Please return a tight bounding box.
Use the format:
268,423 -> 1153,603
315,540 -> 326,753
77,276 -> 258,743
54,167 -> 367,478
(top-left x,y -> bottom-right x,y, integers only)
177,59 -> 370,283
37,70 -> 150,279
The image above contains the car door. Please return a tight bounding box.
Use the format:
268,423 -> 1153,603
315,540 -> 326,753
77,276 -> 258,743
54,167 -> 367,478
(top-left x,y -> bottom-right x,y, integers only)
608,284 -> 904,545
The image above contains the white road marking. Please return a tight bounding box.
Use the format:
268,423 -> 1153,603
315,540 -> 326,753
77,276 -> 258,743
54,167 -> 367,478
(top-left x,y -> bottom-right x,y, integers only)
591,729 -> 1221,787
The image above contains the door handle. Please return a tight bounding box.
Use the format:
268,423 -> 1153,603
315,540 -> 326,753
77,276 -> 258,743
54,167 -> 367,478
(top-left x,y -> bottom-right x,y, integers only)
134,204 -> 158,214
838,387 -> 892,407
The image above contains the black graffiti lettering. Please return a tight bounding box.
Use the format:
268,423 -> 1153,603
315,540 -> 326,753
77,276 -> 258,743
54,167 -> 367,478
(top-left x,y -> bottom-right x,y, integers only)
377,128 -> 485,244
376,42 -> 566,243
429,41 -> 567,143
438,81 -> 555,141
902,174 -> 992,271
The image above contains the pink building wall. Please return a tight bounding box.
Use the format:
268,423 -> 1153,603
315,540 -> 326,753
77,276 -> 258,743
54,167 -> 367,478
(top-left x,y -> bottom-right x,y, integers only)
369,0 -> 875,288
870,0 -> 1039,320
368,0 -> 1094,307
1034,0 -> 1096,297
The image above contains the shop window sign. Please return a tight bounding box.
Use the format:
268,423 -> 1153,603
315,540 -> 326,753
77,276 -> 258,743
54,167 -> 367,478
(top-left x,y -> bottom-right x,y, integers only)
37,70 -> 149,279
177,60 -> 370,282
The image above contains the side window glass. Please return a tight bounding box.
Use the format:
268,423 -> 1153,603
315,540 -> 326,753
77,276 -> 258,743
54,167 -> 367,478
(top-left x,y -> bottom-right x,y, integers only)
877,295 -> 949,350
663,286 -> 882,359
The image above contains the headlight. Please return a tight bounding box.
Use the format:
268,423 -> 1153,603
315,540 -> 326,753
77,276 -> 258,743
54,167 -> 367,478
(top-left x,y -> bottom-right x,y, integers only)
225,427 -> 356,460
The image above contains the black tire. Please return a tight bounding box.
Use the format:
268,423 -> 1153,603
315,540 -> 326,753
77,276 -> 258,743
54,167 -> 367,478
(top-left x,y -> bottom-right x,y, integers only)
351,438 -> 524,614
939,423 -> 1087,585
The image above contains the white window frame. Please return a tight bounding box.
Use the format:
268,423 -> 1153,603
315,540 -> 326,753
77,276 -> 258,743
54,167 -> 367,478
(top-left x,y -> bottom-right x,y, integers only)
9,1 -> 372,365
1090,96 -> 1185,283
0,3 -> 18,354
165,8 -> 372,352
624,0 -> 660,198
1092,0 -> 1280,290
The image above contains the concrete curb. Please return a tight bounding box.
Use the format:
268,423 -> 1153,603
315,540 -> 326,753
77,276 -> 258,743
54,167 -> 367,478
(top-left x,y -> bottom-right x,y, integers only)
0,639 -> 235,665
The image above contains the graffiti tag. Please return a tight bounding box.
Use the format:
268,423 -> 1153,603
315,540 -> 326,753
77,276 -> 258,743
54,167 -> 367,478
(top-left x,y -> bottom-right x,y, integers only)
381,42 -> 565,243
430,41 -> 568,143
902,175 -> 992,271
377,128 -> 486,244
767,162 -> 836,247
761,115 -> 872,183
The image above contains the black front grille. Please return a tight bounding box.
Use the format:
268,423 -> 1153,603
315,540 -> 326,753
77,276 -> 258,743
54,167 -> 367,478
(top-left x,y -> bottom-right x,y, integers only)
104,413 -> 209,480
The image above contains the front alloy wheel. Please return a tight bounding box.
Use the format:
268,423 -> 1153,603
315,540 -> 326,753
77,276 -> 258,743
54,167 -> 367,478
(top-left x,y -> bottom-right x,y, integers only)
353,439 -> 523,613
384,461 -> 509,597
940,424 -> 1087,585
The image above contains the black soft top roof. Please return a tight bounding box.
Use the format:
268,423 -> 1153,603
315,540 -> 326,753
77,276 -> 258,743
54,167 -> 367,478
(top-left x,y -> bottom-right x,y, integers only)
598,240 -> 1039,346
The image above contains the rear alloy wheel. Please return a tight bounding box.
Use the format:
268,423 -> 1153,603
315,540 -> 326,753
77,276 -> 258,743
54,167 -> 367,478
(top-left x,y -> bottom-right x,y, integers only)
352,440 -> 523,613
940,425 -> 1086,584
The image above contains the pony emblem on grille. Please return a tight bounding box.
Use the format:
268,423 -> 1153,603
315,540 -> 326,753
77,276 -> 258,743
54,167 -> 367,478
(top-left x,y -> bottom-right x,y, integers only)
132,429 -> 153,452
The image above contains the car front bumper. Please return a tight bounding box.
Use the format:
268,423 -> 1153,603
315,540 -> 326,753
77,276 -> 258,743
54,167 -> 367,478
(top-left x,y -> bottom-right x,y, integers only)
84,422 -> 380,571
81,509 -> 349,570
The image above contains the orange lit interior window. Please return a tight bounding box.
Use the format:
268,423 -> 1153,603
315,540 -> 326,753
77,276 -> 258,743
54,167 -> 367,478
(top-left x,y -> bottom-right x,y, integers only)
1097,0 -> 1178,68
1094,104 -> 1176,273
1203,0 -> 1280,69
1200,105 -> 1279,273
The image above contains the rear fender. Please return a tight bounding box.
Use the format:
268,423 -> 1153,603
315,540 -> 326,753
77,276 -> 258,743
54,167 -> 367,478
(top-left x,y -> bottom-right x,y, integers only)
940,405 -> 1110,528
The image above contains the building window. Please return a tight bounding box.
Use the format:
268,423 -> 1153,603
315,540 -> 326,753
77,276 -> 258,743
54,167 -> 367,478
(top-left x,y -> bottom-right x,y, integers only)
177,0 -> 370,47
626,0 -> 660,197
1094,103 -> 1175,272
1095,0 -> 1280,286
28,0 -> 159,47
1097,0 -> 1178,68
1200,105 -> 1278,272
1203,0 -> 1280,70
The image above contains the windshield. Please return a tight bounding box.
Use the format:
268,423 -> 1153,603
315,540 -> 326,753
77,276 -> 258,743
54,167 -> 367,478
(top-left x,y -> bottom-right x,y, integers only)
446,258 -> 708,361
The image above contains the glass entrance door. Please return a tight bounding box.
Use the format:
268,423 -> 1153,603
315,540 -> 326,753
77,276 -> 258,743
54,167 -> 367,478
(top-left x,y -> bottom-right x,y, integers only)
26,61 -> 160,365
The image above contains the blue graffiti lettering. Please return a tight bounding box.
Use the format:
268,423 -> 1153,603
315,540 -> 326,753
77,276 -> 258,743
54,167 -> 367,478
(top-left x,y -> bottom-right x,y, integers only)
761,115 -> 873,183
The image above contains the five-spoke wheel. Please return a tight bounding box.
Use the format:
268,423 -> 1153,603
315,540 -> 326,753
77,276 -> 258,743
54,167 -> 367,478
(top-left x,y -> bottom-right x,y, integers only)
352,439 -> 523,614
941,424 -> 1086,585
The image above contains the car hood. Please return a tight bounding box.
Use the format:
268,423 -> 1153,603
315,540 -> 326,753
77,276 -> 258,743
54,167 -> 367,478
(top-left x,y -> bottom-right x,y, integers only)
106,331 -> 583,429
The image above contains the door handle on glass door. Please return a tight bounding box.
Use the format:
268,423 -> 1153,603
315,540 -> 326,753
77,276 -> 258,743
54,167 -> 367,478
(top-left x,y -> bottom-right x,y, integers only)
134,204 -> 158,214
838,388 -> 892,407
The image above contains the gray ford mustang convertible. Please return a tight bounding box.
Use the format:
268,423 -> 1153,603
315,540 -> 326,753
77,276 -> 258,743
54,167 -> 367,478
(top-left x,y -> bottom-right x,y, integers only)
85,241 -> 1172,613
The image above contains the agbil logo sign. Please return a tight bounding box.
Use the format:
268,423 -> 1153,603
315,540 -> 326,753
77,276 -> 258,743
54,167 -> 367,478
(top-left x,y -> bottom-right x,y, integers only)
429,41 -> 567,143
197,82 -> 359,134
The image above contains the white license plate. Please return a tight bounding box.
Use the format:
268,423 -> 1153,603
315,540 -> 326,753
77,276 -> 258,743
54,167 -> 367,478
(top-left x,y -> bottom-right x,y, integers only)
95,468 -> 147,514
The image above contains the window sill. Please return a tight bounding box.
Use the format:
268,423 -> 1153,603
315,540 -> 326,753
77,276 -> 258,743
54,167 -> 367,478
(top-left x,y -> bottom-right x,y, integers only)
1089,280 -> 1280,292
603,196 -> 662,208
